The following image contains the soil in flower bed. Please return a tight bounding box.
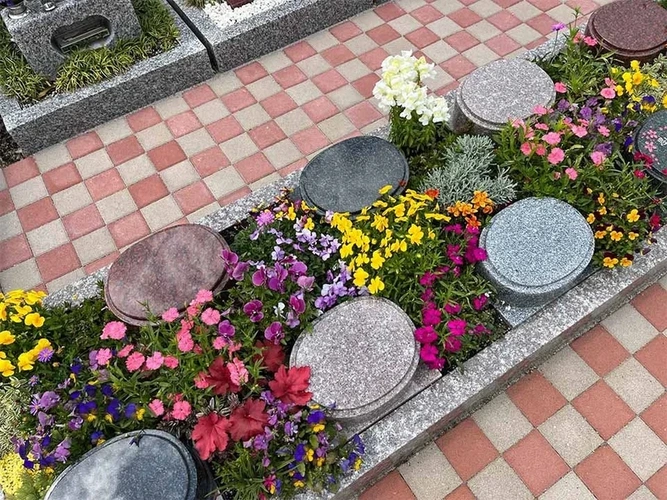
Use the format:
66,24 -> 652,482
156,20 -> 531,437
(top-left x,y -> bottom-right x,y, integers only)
0,117 -> 23,167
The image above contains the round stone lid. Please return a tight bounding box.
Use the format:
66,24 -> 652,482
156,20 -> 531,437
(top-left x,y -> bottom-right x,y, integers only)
289,297 -> 418,421
458,59 -> 555,130
634,110 -> 667,181
105,224 -> 229,325
589,0 -> 667,57
45,430 -> 197,500
480,198 -> 594,289
299,136 -> 409,215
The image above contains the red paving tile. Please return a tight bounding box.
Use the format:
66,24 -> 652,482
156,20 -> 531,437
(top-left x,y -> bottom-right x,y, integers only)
165,111 -> 202,138
85,169 -> 125,201
647,465 -> 667,499
445,485 -> 476,500
366,24 -> 401,46
374,2 -> 406,22
405,27 -> 439,49
446,31 -> 480,52
0,190 -> 15,216
302,96 -> 339,123
291,126 -> 330,156
108,212 -> 151,248
218,186 -> 251,206
449,7 -> 483,28
221,88 -> 257,113
528,0 -> 561,10
84,250 -> 120,274
206,115 -> 245,143
642,394 -> 667,443
235,153 -> 275,184
493,0 -> 522,6
279,158 -> 308,177
106,136 -> 144,166
572,380 -> 635,440
575,446 -> 641,500
147,141 -> 187,171
565,0 -> 598,14
631,284 -> 667,331
487,10 -> 522,30
440,55 -> 477,80
345,101 -> 383,128
527,13 -> 558,35
359,47 -> 390,71
321,44 -> 357,66
249,121 -> 288,149
411,5 -> 444,24
43,162 -> 82,195
127,107 -> 161,132
504,431 -> 569,496
330,21 -> 362,42
174,181 -> 215,214
36,243 -> 80,283
485,33 -> 521,56
352,73 -> 381,99
4,157 -> 39,188
234,61 -> 268,85
128,175 -> 169,208
183,84 -> 217,108
0,235 -> 32,272
66,132 -> 104,159
17,198 -> 58,233
284,41 -> 317,63
62,204 -> 104,240
190,147 -> 230,177
436,418 -> 498,481
635,335 -> 667,386
312,69 -> 348,93
359,470 -> 415,500
273,65 -> 308,89
506,371 -> 567,426
570,325 -> 629,376
260,91 -> 299,118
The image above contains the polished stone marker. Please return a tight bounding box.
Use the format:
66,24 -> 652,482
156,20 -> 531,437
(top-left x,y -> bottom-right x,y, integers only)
586,0 -> 667,64
453,58 -> 555,134
105,224 -> 229,325
299,136 -> 408,215
479,197 -> 594,307
290,296 -> 418,423
635,109 -> 667,183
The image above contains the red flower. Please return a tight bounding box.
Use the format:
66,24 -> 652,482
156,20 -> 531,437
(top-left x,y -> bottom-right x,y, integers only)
649,213 -> 661,230
228,399 -> 269,441
268,365 -> 312,406
424,188 -> 439,200
204,357 -> 241,395
192,412 -> 230,460
254,341 -> 285,373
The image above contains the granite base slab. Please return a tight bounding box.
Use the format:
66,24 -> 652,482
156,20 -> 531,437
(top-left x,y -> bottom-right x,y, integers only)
166,0 -> 374,73
0,0 -> 214,155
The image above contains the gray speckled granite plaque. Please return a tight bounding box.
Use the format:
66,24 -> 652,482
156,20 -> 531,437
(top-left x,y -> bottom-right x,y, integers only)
45,430 -> 197,500
299,136 -> 408,214
453,59 -> 555,134
290,296 -> 418,422
479,197 -> 594,307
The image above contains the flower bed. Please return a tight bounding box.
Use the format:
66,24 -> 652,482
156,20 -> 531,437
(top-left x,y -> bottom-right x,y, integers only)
1,10 -> 667,500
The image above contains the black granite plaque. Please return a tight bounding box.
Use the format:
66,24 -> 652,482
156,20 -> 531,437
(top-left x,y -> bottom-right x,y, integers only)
635,110 -> 667,182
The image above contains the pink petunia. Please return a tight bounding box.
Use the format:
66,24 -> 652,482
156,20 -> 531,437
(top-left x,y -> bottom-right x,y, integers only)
162,308 -> 179,323
163,356 -> 179,369
145,351 -> 165,370
548,148 -> 565,165
571,125 -> 588,138
117,344 -> 134,358
172,401 -> 191,420
101,321 -> 127,340
520,142 -> 532,156
126,352 -> 145,372
148,399 -> 164,417
583,36 -> 597,46
590,151 -> 606,166
96,348 -> 113,366
554,82 -> 567,93
600,87 -> 616,99
543,132 -> 561,145
194,290 -> 213,305
535,144 -> 547,156
598,125 -> 610,137
201,308 -> 221,326
565,167 -> 578,180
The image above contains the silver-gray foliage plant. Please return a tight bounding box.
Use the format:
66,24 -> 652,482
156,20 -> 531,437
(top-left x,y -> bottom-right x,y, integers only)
419,135 -> 516,207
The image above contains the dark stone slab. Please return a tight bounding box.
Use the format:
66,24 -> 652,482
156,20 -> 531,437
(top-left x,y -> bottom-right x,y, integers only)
299,136 -> 408,215
635,110 -> 667,183
586,0 -> 667,63
45,430 -> 197,500
105,224 -> 228,325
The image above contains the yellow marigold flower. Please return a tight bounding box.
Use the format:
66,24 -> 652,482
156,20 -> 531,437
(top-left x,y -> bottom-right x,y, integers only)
353,268 -> 369,287
368,277 -> 385,295
0,357 -> 15,377
603,257 -> 619,268
630,60 -> 640,71
472,191 -> 492,209
626,209 -> 640,223
628,232 -> 639,241
610,231 -> 623,241
371,215 -> 389,232
407,224 -> 424,245
370,251 -> 385,270
304,218 -> 315,231
0,330 -> 15,345
379,185 -> 393,195
595,230 -> 607,239
586,213 -> 596,224
620,257 -> 633,267
598,207 -> 607,216
17,352 -> 36,371
25,313 -> 45,328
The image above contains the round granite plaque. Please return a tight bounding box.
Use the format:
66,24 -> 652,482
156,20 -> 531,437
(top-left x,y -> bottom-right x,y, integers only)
45,430 -> 198,500
456,59 -> 555,133
289,296 -> 418,422
635,110 -> 667,182
105,224 -> 229,325
299,136 -> 409,215
479,198 -> 594,307
586,0 -> 667,63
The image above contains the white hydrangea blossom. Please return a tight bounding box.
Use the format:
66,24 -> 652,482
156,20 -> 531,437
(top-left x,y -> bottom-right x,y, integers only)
373,51 -> 449,126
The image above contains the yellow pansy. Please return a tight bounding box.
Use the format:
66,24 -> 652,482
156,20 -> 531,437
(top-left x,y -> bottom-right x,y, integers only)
595,230 -> 607,239
371,215 -> 389,232
304,218 -> 315,231
424,212 -> 450,221
626,209 -> 640,223
0,303 -> 6,321
86,414 -> 97,422
17,352 -> 36,371
603,257 -> 619,268
368,277 -> 385,295
393,203 -> 406,218
340,243 -> 354,259
354,254 -> 370,268
586,213 -> 596,224
0,330 -> 15,345
286,206 -> 297,221
34,338 -> 51,352
353,268 -> 369,287
0,357 -> 15,377
628,232 -> 639,241
294,481 -> 305,488
316,457 -> 325,467
306,448 -> 314,462
312,423 -> 325,433
370,251 -> 385,270
630,60 -> 640,71
620,258 -> 633,267
428,229 -> 436,240
25,313 -> 45,328
105,414 -> 114,423
610,231 -> 623,242
378,185 -> 393,195
23,290 -> 46,305
136,408 -> 146,421
663,94 -> 667,108
407,224 -> 424,245
354,458 -> 362,470
13,304 -> 32,317
598,207 -> 607,216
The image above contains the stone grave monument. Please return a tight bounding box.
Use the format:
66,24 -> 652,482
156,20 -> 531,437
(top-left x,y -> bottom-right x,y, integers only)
635,110 -> 667,187
1,0 -> 142,78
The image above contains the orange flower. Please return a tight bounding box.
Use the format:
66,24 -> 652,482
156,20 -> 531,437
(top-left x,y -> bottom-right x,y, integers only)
424,188 -> 439,200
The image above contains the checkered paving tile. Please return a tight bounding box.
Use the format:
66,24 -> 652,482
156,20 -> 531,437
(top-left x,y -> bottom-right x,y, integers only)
0,0 -> 616,293
361,290 -> 667,500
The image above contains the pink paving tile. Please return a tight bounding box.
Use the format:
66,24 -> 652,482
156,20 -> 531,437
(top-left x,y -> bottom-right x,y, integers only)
374,2 -> 406,22
527,13 -> 558,35
260,91 -> 299,118
234,61 -> 268,85
642,394 -> 667,443
647,465 -> 667,499
506,371 -> 567,426
312,69 -> 348,93
631,283 -> 667,331
234,152 -> 276,184
436,80 -> 461,96
353,73 -> 381,99
17,198 -> 59,233
85,169 -> 125,201
127,107 -> 161,132
485,33 -> 521,56
206,115 -> 244,143
108,212 -> 151,248
4,157 -> 39,188
446,31 -> 480,52
66,131 -> 104,159
487,10 -> 522,30
302,96 -> 339,123
572,380 -> 635,440
36,243 -> 80,283
436,418 -> 498,481
221,88 -> 256,113
575,446 -> 641,500
273,65 -> 308,89
411,5 -> 443,24
291,126 -> 330,156
165,110 -> 202,138
635,335 -> 667,386
565,0 -> 598,14
191,146 -> 230,177
147,141 -> 187,171
570,325 -> 629,376
43,162 -> 82,195
106,136 -> 144,166
504,431 -> 569,496
0,235 -> 32,272
174,181 -> 215,214
84,250 -> 119,274
345,101 -> 383,128
405,27 -> 439,49
366,24 -> 401,46
359,47 -> 390,71
279,158 -> 307,177
182,84 -> 217,108
321,44 -> 357,67
359,470 -> 415,500
330,21 -> 362,42
249,121 -> 288,149
0,190 -> 15,216
493,0 -> 521,6
527,0 -> 561,10
284,40 -> 317,63
445,485 -> 476,500
440,55 -> 477,80
449,8 -> 483,28
219,186 -> 252,206
128,174 -> 169,208
62,204 -> 105,240
526,36 -> 548,50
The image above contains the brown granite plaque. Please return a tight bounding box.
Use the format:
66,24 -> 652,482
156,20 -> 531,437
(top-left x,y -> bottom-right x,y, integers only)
105,224 -> 229,325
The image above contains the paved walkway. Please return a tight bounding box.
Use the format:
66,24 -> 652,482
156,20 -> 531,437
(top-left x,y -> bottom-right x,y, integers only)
360,279 -> 667,500
0,0 -> 612,293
